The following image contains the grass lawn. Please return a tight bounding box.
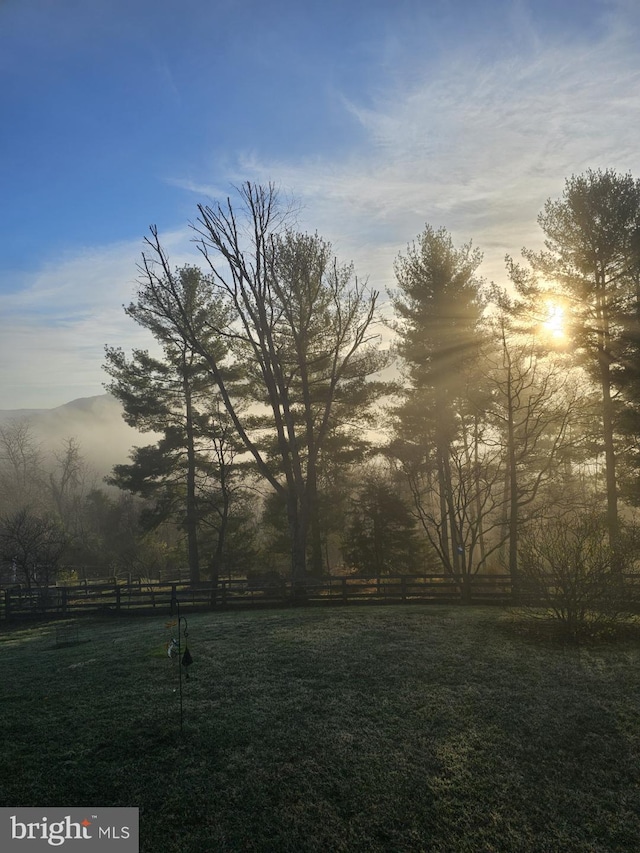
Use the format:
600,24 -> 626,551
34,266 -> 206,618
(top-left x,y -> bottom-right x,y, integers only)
1,605 -> 639,852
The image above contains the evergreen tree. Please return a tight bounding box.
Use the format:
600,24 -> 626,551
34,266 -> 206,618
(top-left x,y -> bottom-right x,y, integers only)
343,475 -> 426,575
104,265 -> 241,584
391,225 -> 486,580
527,168 -> 640,551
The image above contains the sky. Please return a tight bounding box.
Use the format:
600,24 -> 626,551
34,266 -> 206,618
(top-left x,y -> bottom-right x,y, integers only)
1,0 -> 639,409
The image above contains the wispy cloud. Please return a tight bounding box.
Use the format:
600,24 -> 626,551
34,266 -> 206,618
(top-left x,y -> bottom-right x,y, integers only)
1,230 -> 198,408
4,1 -> 640,410
229,2 -> 640,288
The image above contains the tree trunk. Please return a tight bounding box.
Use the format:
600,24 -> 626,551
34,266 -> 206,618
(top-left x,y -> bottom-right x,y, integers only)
595,269 -> 619,558
434,386 -> 459,578
441,446 -> 461,575
183,371 -> 200,586
305,460 -> 324,577
473,415 -> 487,567
287,492 -> 308,597
507,373 -> 519,597
435,445 -> 451,571
600,357 -> 620,555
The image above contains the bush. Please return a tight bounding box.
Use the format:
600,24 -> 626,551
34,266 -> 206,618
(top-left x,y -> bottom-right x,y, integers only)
518,513 -> 625,640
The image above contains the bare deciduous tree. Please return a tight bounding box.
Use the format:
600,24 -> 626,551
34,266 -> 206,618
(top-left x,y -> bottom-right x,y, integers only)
0,507 -> 67,589
0,420 -> 44,514
136,182 -> 386,584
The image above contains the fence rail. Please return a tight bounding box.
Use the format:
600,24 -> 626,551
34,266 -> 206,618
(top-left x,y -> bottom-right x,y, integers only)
0,574 -> 519,620
2,573 -> 639,621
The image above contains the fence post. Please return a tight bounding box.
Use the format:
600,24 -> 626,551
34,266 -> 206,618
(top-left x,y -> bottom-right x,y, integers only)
4,588 -> 10,619
115,585 -> 121,612
342,577 -> 348,603
61,587 -> 68,617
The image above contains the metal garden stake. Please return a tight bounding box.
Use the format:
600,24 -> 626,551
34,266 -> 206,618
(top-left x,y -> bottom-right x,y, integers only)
170,597 -> 193,732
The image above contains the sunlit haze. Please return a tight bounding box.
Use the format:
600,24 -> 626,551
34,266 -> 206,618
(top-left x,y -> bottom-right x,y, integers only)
1,0 -> 639,409
541,301 -> 566,341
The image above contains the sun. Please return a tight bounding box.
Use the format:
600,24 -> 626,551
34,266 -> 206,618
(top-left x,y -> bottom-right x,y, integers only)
541,300 -> 565,341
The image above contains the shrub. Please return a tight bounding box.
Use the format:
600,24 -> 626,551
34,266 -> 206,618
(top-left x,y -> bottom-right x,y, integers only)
518,513 -> 624,639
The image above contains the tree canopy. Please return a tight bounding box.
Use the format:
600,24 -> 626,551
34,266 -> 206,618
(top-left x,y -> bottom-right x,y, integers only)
5,168 -> 633,595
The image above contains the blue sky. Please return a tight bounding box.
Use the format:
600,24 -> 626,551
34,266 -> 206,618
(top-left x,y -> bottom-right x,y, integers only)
1,0 -> 639,408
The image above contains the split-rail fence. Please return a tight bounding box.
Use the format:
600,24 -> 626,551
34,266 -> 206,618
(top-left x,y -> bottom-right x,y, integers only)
3,572 -> 640,622
1,574 -> 514,621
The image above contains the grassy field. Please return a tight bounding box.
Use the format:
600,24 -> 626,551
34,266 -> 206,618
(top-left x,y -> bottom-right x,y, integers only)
1,605 -> 639,852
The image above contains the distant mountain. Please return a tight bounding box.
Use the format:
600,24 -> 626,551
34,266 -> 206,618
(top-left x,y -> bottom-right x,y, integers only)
0,394 -> 145,477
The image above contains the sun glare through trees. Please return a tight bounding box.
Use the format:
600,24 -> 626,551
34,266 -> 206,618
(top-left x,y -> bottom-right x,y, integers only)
541,300 -> 565,341
3,165 -> 640,853
2,168 -> 640,622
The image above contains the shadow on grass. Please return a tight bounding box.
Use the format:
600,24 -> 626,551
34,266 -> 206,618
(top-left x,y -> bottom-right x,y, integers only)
497,608 -> 640,645
44,639 -> 93,651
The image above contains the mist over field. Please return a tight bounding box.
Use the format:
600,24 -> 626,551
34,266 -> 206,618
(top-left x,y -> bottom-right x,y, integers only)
0,394 -> 141,477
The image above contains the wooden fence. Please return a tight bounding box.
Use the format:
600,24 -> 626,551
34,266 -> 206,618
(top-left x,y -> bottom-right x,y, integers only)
0,574 -> 517,620
4,572 -> 640,621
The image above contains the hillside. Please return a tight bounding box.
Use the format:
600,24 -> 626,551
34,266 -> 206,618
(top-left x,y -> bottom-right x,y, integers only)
0,394 -> 143,477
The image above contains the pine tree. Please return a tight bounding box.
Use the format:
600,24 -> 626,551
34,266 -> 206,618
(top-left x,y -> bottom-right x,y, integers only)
528,168 -> 640,551
391,225 -> 486,581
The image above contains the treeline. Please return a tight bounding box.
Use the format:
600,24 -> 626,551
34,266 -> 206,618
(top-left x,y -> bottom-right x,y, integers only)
3,169 -> 640,592
0,427 -> 168,586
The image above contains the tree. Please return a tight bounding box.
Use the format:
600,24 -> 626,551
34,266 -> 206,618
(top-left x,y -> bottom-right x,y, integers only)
258,427 -> 374,575
105,265 -> 241,585
137,182 -> 386,585
343,473 -> 428,575
0,507 -> 67,589
391,225 -> 486,578
78,488 -> 177,581
0,420 -> 44,515
389,404 -> 506,599
528,168 -> 640,551
48,437 -> 95,538
483,282 -> 586,590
